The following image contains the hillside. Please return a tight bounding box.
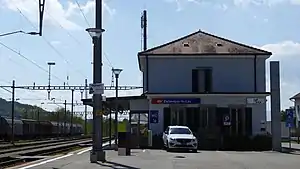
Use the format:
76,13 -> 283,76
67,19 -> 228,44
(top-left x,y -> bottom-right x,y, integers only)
0,98 -> 47,118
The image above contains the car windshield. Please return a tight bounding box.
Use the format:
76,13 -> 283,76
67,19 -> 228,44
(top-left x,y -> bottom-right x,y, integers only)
169,128 -> 191,134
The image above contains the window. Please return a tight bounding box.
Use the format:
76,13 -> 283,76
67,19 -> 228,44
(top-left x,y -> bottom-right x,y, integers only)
192,68 -> 212,92
169,127 -> 192,134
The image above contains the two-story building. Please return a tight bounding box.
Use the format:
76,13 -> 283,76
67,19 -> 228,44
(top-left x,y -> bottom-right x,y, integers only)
289,93 -> 300,128
138,29 -> 272,141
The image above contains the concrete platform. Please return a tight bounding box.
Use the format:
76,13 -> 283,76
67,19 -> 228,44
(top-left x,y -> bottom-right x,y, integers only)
16,148 -> 300,169
282,142 -> 300,150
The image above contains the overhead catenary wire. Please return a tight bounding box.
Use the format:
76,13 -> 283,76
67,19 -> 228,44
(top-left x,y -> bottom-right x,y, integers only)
0,87 -> 12,93
11,1 -> 88,79
0,79 -> 50,102
34,0 -> 113,76
74,0 -> 115,88
0,41 -> 65,83
74,0 -> 114,68
75,0 -> 91,27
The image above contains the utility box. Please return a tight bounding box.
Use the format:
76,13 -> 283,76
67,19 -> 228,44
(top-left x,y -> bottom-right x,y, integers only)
148,130 -> 152,147
118,120 -> 131,156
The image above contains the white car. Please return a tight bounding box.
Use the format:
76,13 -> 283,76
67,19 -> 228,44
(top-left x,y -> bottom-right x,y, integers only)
162,125 -> 198,152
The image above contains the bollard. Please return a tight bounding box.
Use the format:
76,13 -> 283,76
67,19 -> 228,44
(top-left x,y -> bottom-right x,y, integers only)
148,130 -> 152,147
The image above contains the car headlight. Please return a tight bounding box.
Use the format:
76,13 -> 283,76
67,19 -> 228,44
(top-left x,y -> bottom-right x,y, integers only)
169,138 -> 175,141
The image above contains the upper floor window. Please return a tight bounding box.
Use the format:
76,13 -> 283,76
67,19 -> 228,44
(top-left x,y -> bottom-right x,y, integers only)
192,68 -> 212,93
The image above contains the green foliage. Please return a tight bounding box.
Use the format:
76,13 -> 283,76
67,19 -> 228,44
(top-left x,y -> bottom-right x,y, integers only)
86,118 -> 117,137
0,98 -> 84,125
280,109 -> 297,124
1,98 -> 126,137
0,98 -> 46,118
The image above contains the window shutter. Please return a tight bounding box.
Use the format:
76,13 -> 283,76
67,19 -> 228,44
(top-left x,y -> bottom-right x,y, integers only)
192,69 -> 198,92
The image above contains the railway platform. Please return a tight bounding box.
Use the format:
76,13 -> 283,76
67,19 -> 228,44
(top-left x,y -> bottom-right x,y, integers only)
12,146 -> 300,169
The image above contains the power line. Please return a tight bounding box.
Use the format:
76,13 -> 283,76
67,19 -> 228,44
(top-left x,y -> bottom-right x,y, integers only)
0,87 -> 11,93
12,1 -> 88,79
34,0 -> 82,45
75,0 -> 91,27
73,0 -> 114,69
0,41 -> 64,83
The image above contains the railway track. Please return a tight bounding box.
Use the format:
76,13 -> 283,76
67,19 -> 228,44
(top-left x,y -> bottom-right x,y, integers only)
0,135 -> 91,150
0,137 -> 111,168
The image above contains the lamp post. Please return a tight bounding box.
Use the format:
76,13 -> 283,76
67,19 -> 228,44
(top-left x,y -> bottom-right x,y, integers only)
86,27 -> 105,162
37,102 -> 44,138
112,68 -> 122,149
38,102 -> 44,121
47,62 -> 55,100
0,30 -> 39,37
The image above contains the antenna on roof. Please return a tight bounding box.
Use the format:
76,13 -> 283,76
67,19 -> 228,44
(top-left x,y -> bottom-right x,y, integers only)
141,10 -> 147,51
141,9 -> 148,91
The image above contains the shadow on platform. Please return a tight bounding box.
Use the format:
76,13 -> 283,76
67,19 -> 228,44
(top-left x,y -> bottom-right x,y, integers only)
96,161 -> 140,169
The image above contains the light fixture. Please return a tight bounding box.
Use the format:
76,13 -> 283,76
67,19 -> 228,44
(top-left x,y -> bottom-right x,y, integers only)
85,28 -> 105,38
112,68 -> 123,76
26,32 -> 40,35
47,62 -> 55,66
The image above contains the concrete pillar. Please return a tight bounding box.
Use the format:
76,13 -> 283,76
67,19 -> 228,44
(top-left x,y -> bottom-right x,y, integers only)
295,104 -> 299,128
270,61 -> 282,151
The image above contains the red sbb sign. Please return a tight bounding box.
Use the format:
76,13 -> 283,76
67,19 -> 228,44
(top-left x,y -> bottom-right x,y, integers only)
151,99 -> 164,104
151,98 -> 201,104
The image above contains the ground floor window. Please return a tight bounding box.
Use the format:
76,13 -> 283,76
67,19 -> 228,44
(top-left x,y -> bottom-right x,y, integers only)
163,106 -> 252,137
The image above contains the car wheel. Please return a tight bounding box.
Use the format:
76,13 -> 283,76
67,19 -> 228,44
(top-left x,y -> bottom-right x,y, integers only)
166,141 -> 170,152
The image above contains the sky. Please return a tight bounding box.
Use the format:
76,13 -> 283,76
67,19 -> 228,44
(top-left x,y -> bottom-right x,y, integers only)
0,0 -> 300,121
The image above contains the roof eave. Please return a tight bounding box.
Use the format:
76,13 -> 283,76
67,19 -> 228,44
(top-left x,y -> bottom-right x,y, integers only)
138,52 -> 272,56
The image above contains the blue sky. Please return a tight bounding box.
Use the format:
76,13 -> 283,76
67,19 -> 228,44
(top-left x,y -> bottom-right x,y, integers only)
0,0 -> 300,120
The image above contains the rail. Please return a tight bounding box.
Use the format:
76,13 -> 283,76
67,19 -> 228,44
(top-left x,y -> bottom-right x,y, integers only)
0,135 -> 91,150
0,137 -> 111,168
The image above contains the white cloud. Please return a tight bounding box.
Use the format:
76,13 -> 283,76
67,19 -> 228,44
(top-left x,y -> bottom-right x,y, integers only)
50,40 -> 61,46
233,0 -> 300,6
257,41 -> 300,110
165,0 -> 201,11
1,0 -> 115,31
215,3 -> 229,11
166,0 -> 300,9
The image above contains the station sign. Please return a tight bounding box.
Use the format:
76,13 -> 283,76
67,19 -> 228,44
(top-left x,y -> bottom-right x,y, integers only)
246,98 -> 265,104
223,114 -> 231,126
151,98 -> 201,104
286,108 -> 294,128
150,110 -> 159,124
89,83 -> 104,94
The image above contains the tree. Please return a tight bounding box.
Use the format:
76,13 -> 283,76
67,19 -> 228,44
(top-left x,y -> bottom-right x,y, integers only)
281,109 -> 297,125
281,110 -> 286,121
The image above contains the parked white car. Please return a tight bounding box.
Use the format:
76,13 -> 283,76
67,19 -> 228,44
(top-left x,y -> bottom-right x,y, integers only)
162,125 -> 198,152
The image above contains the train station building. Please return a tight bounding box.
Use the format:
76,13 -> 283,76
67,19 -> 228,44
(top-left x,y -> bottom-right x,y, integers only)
83,29 -> 273,149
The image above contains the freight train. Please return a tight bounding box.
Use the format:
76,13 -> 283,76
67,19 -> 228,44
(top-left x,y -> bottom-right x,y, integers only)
0,116 -> 84,141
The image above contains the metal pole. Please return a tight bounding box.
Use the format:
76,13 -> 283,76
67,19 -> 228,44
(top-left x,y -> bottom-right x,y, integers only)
90,0 -> 105,162
48,64 -> 51,88
64,100 -> 67,135
109,107 -> 112,146
85,79 -> 88,135
289,127 -> 291,149
48,64 -> 51,100
37,109 -> 40,138
114,75 -> 119,149
70,89 -> 74,136
57,109 -> 60,138
11,80 -> 15,144
37,109 -> 40,121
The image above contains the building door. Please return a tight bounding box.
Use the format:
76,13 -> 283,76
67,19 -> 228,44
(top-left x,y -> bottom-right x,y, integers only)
170,105 -> 187,126
129,110 -> 149,148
